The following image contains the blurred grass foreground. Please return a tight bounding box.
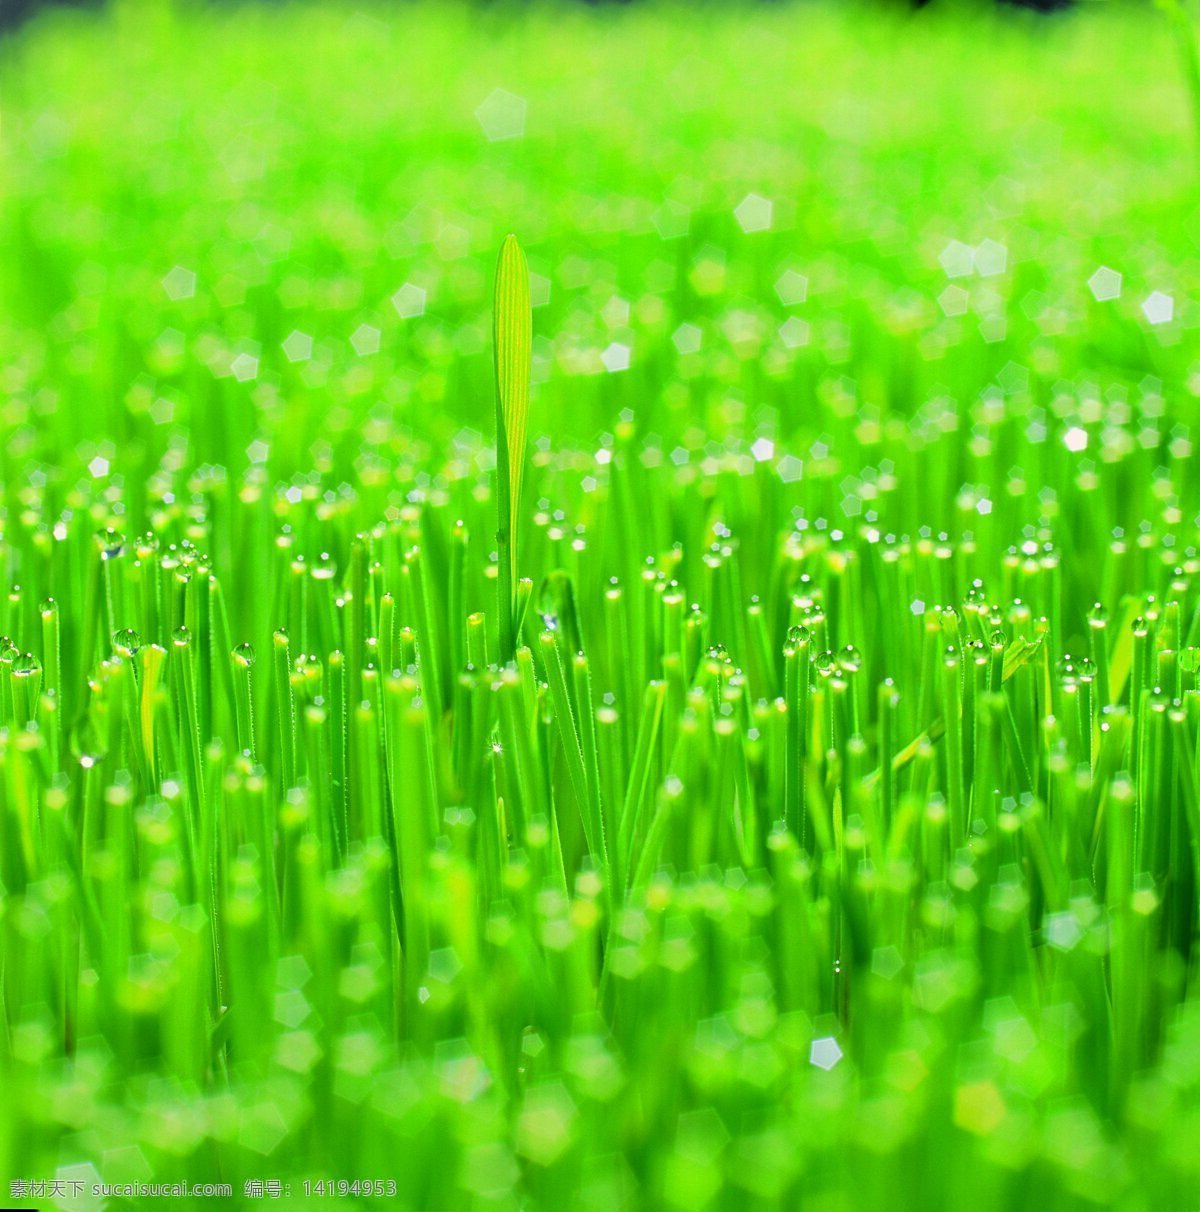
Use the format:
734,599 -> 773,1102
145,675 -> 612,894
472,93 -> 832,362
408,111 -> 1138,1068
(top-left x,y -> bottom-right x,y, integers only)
4,1 -> 1200,1209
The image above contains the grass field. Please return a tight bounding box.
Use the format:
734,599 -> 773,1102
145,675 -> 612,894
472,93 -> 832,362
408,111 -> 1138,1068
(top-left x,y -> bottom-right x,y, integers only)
4,1 -> 1200,1208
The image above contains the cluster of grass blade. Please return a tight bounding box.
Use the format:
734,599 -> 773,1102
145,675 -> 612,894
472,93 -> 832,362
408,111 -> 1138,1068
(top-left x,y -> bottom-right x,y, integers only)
0,235 -> 1199,1208
4,2 -> 1200,1210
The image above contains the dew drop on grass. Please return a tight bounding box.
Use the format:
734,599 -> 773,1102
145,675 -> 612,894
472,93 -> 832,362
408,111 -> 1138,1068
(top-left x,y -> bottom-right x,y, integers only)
311,553 -> 337,581
95,527 -> 125,560
0,637 -> 18,663
273,627 -> 289,646
1131,877 -> 1160,916
113,628 -> 141,657
814,650 -> 836,677
839,644 -> 861,673
786,624 -> 810,646
233,642 -> 256,668
173,626 -> 191,648
13,652 -> 41,678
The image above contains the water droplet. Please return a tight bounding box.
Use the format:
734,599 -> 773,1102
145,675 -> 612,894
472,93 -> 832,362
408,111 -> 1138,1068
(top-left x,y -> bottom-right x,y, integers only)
13,652 -> 41,678
311,553 -> 337,581
839,644 -> 861,673
232,642 -> 256,668
172,625 -> 191,648
273,627 -> 290,646
0,638 -> 18,663
1088,602 -> 1108,627
814,650 -> 836,677
113,628 -> 141,658
786,624 -> 810,646
95,527 -> 125,560
39,597 -> 57,615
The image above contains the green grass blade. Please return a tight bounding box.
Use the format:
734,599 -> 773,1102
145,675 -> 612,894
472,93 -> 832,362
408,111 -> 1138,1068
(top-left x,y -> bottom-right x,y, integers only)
493,234 -> 532,661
